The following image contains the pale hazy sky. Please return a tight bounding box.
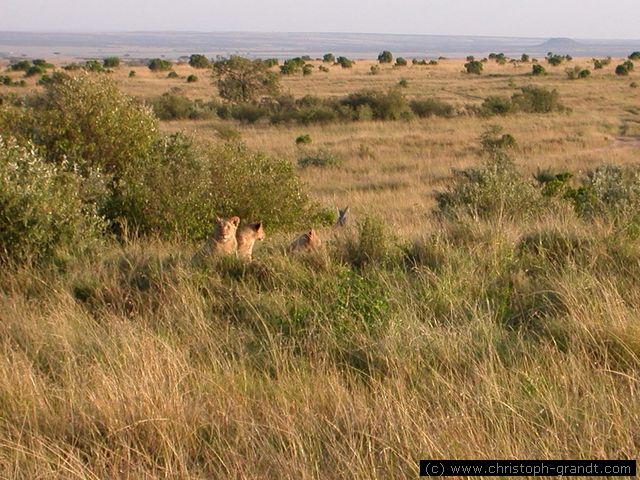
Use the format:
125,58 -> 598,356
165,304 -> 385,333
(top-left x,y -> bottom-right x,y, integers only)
1,0 -> 639,39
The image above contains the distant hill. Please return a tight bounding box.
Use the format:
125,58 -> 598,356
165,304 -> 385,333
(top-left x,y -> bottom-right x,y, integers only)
538,37 -> 582,51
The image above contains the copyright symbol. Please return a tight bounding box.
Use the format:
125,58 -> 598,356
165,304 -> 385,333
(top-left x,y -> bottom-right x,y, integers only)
424,462 -> 445,476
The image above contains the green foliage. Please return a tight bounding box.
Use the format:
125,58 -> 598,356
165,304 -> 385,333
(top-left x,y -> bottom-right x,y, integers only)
341,89 -> 413,121
395,57 -> 407,67
319,65 -> 330,73
323,53 -> 335,63
592,57 -> 611,69
534,169 -> 573,197
629,52 -> 640,61
397,78 -> 408,87
186,74 -> 198,83
342,216 -> 395,269
148,58 -> 173,72
10,60 -> 32,71
481,96 -> 513,116
546,53 -> 570,66
188,54 -> 211,69
511,85 -> 564,113
298,149 -> 342,168
25,65 -> 46,77
148,94 -> 217,120
103,57 -> 120,68
410,98 -> 455,118
336,56 -> 354,68
521,53 -> 530,62
302,64 -> 313,76
0,136 -> 104,262
85,60 -> 105,72
214,56 -> 280,103
370,65 -> 380,75
280,57 -> 306,75
378,50 -> 393,64
566,66 -> 591,79
295,134 -> 312,145
128,70 -> 136,78
615,61 -> 635,76
532,64 -> 546,76
464,60 -> 483,75
167,71 -> 179,79
263,58 -> 279,68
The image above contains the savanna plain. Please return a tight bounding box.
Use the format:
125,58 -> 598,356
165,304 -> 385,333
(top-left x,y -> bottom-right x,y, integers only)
0,52 -> 639,478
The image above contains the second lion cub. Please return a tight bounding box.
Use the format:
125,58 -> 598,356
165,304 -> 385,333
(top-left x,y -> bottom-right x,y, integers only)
236,221 -> 266,261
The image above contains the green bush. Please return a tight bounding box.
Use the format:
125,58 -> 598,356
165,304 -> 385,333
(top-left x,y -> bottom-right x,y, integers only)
521,53 -> 530,62
85,60 -> 105,72
410,98 -> 455,118
280,57 -> 306,75
186,74 -> 198,83
103,57 -> 120,68
566,66 -> 591,79
616,61 -> 634,76
25,65 -> 46,77
370,65 -> 380,75
214,56 -> 280,103
546,53 -> 570,66
481,96 -> 513,116
397,78 -> 408,87
10,60 -> 31,71
592,57 -> 611,69
378,51 -> 393,64
148,93 -> 196,120
128,70 -> 136,77
323,53 -> 335,63
464,60 -> 483,74
298,149 -> 342,168
511,85 -> 564,113
0,136 -> 104,262
302,64 -> 313,76
342,216 -> 395,268
319,65 -> 330,73
395,57 -> 408,66
532,64 -> 546,76
629,52 -> 640,61
295,134 -> 312,145
188,54 -> 211,69
167,71 -> 179,78
148,58 -> 173,72
336,56 -> 354,68
341,89 -> 413,121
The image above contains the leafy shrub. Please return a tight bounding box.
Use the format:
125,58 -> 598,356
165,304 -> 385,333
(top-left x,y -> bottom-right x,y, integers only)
186,74 -> 198,83
481,96 -> 513,116
263,58 -> 279,68
336,56 -> 354,68
10,60 -> 32,71
298,149 -> 342,168
319,65 -> 329,73
295,134 -> 312,145
302,64 -> 313,76
323,53 -> 335,63
429,59 -> 438,65
410,98 -> 455,118
480,125 -> 517,153
532,64 -> 546,76
631,82 -> 638,89
341,216 -> 395,268
103,57 -> 120,68
521,53 -> 530,62
378,51 -> 393,63
464,60 -> 483,74
148,93 -> 195,120
128,70 -> 136,77
566,66 -> 591,79
592,57 -> 611,69
511,85 -> 564,113
85,60 -> 105,72
230,103 -> 271,124
280,57 -> 306,75
341,89 -> 412,121
0,136 -> 104,262
629,52 -> 640,61
214,56 -> 280,103
167,71 -> 179,78
63,63 -> 83,71
568,165 -> 640,226
148,58 -> 173,71
25,65 -> 46,77
397,78 -> 408,87
534,169 -> 573,197
370,65 -> 380,75
395,57 -> 408,66
616,61 -> 634,76
188,54 -> 211,69
546,53 -> 570,66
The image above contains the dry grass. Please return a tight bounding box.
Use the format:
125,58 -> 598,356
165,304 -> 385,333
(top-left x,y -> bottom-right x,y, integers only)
1,55 -> 640,478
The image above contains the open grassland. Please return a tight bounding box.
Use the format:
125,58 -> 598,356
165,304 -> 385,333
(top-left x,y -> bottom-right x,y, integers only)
1,55 -> 640,478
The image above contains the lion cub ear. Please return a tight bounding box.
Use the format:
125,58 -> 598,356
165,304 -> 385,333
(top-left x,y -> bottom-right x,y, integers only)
230,216 -> 240,227
253,222 -> 263,231
215,216 -> 223,224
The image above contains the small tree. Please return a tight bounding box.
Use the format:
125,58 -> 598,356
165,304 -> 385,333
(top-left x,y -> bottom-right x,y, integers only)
189,54 -> 211,69
521,53 -> 530,62
532,64 -> 546,76
395,57 -> 408,66
148,58 -> 173,71
378,50 -> 393,64
323,53 -> 335,63
213,56 -> 280,103
464,60 -> 483,75
336,56 -> 354,68
629,52 -> 640,61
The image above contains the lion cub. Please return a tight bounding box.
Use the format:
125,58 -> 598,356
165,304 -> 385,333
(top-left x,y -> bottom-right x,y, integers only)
196,216 -> 240,259
236,221 -> 266,261
289,229 -> 322,252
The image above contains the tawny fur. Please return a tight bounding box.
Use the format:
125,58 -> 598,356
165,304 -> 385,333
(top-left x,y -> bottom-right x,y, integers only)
289,229 -> 322,252
236,222 -> 266,261
197,216 -> 240,259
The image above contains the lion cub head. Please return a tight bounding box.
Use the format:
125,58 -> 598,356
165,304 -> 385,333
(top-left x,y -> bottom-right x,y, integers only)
214,216 -> 240,243
289,229 -> 322,252
237,221 -> 266,261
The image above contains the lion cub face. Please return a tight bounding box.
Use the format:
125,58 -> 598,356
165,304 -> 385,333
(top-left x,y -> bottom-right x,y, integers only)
215,216 -> 240,243
289,229 -> 321,252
